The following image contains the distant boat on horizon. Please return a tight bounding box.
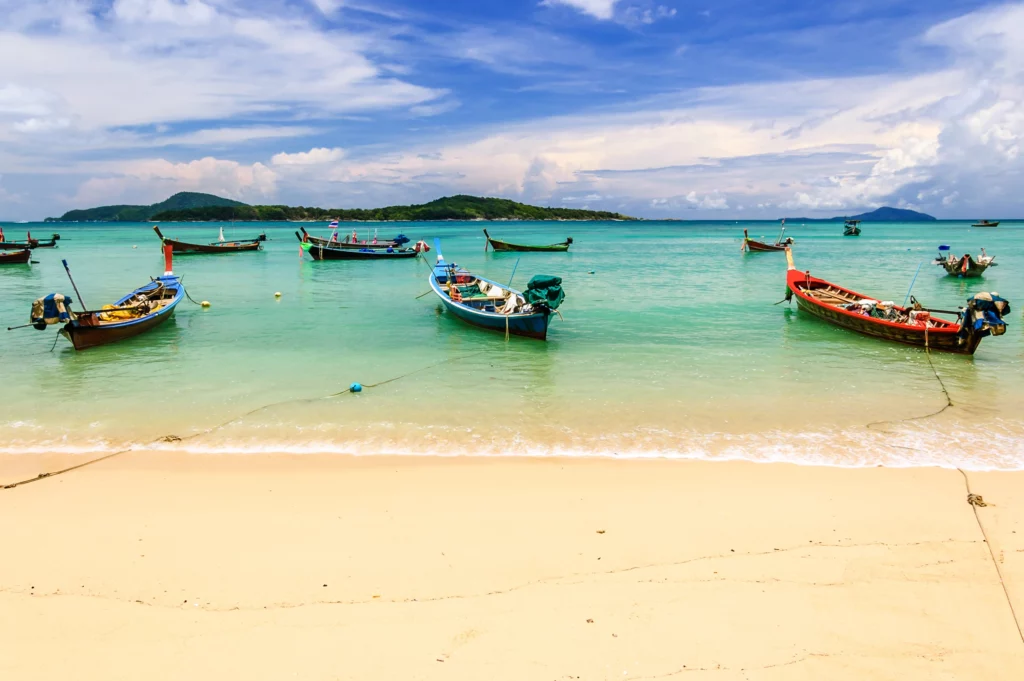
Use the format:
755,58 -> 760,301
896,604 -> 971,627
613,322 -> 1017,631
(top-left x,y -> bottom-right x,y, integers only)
972,219 -> 1000,228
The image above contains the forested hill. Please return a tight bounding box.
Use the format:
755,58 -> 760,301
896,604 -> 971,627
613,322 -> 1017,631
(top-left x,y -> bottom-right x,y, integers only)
149,195 -> 637,222
46,192 -> 247,222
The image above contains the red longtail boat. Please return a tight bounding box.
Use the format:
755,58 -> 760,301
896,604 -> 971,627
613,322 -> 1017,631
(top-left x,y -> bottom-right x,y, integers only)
0,249 -> 31,265
784,248 -> 1010,355
743,228 -> 792,252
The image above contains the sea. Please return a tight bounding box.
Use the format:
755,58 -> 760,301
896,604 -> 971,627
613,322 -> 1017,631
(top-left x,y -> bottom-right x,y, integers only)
1,220 -> 1021,470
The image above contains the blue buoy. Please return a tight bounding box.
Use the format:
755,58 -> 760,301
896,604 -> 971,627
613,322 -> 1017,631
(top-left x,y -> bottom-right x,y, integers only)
350,383 -> 363,393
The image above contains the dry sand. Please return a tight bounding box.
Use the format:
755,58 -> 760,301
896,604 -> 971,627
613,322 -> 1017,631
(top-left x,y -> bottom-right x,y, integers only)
1,453 -> 1022,680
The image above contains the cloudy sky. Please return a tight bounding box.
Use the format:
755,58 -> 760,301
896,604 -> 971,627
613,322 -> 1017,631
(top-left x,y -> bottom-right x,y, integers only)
1,0 -> 1022,220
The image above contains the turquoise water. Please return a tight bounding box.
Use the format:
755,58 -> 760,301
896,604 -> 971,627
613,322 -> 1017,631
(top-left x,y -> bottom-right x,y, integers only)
1,220 -> 1022,469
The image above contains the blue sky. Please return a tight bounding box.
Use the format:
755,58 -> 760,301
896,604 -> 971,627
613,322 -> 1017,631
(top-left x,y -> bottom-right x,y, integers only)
1,0 -> 1022,220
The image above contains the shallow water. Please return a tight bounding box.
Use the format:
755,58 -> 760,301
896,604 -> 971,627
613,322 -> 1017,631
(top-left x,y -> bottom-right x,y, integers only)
1,220 -> 1022,469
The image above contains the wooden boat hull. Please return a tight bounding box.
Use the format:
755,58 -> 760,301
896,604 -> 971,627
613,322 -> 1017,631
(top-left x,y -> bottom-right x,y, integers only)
483,229 -> 571,252
939,259 -> 990,278
154,225 -> 264,253
785,256 -> 978,354
745,239 -> 787,252
429,273 -> 550,339
304,243 -> 418,260
164,238 -> 263,254
0,249 -> 31,265
0,241 -> 36,250
843,227 -> 861,236
62,276 -> 183,350
972,222 -> 999,228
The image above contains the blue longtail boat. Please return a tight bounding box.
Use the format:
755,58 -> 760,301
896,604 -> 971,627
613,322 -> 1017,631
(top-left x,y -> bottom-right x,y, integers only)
34,247 -> 185,350
427,239 -> 564,340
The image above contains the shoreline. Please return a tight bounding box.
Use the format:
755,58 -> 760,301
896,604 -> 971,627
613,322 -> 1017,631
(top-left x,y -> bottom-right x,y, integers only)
2,453 -> 1022,679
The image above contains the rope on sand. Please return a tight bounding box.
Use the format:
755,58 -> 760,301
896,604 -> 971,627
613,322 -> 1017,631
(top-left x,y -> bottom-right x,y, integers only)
956,468 -> 1024,646
1,351 -> 485,491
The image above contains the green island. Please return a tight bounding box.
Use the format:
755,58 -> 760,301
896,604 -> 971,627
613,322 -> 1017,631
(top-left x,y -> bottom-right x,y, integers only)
46,193 -> 636,222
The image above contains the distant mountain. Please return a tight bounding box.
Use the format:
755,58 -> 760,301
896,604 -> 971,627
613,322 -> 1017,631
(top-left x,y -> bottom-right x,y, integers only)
148,194 -> 637,222
47,192 -> 248,222
784,206 -> 936,222
845,207 -> 936,221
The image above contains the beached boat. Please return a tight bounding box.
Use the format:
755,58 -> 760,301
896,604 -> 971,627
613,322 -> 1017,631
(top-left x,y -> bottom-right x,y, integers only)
0,249 -> 32,265
153,225 -> 265,254
784,249 -> 1009,354
843,220 -> 861,236
297,232 -> 421,260
44,248 -> 184,350
428,239 -> 564,340
934,245 -> 996,277
298,226 -> 409,250
483,229 -> 573,252
743,227 -> 793,252
972,220 -> 999,228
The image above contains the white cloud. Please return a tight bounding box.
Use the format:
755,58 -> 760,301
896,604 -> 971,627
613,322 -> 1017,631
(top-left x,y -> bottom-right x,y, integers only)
542,0 -> 620,20
74,157 -> 277,207
112,0 -> 216,26
271,147 -> 346,166
10,2 -> 1024,220
0,0 -> 442,143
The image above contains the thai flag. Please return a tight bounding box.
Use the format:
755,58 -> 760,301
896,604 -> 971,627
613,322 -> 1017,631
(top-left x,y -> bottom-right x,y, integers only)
329,219 -> 339,242
328,220 -> 339,229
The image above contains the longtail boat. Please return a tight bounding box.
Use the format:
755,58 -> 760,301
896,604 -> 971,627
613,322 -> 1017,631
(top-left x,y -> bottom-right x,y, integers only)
428,239 -> 564,340
972,220 -> 999,228
38,248 -> 185,350
743,227 -> 793,252
0,249 -> 32,265
934,245 -> 996,277
784,248 -> 1009,354
296,232 -> 423,260
31,233 -> 60,248
483,229 -> 573,252
0,230 -> 49,250
298,226 -> 408,250
153,225 -> 265,254
843,220 -> 861,236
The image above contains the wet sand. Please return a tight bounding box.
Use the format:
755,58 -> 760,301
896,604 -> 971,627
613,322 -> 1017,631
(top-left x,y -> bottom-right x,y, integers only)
1,454 -> 1022,680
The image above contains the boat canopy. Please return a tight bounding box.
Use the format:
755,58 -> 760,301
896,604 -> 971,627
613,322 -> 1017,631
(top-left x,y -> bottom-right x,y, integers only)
962,292 -> 1011,340
31,293 -> 74,329
524,275 -> 565,310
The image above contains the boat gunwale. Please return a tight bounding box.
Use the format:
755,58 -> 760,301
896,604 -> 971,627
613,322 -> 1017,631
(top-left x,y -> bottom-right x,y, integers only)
786,269 -> 960,334
72,277 -> 184,332
427,269 -> 549,323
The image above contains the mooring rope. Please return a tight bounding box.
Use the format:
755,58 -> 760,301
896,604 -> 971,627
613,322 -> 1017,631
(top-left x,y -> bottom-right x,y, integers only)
865,329 -> 952,430
956,467 -> 1024,646
1,350 -> 485,491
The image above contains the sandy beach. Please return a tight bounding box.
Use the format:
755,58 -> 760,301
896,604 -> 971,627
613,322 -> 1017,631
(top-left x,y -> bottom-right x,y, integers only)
1,454 -> 1022,680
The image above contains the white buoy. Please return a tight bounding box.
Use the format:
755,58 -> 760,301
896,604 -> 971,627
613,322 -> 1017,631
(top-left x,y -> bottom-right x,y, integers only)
132,245 -> 137,249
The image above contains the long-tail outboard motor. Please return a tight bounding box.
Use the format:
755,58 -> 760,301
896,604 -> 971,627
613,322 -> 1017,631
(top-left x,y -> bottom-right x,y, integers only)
958,292 -> 1011,342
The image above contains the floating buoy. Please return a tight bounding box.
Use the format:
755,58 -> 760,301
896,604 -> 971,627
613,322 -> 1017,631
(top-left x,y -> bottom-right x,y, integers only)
274,291 -> 282,298
132,245 -> 137,249
350,383 -> 363,393
201,300 -> 211,308
588,270 -> 595,274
